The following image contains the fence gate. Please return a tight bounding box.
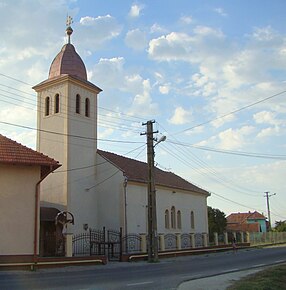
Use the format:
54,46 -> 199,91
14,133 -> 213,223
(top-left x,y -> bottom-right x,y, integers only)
107,228 -> 122,261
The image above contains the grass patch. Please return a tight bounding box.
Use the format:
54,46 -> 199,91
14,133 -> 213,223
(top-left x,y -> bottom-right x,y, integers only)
227,264 -> 286,290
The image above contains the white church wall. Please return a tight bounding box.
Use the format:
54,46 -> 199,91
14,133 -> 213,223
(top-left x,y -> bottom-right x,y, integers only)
156,187 -> 209,234
37,82 -> 68,206
36,79 -> 99,235
126,182 -> 209,235
66,82 -> 98,234
95,154 -> 124,230
0,164 -> 40,255
125,183 -> 148,234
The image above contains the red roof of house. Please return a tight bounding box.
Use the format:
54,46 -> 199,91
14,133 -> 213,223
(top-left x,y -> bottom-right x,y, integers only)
227,211 -> 266,224
227,222 -> 261,232
97,149 -> 209,196
0,134 -> 60,177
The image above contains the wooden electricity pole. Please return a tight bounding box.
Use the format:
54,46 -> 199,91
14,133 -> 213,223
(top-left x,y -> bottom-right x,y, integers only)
141,120 -> 158,262
264,191 -> 276,231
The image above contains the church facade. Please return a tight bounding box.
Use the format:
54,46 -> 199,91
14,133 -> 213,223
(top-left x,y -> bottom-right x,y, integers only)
33,24 -> 210,240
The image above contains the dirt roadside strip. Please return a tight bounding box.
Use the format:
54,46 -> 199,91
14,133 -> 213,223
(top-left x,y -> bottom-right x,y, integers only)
177,267 -> 266,290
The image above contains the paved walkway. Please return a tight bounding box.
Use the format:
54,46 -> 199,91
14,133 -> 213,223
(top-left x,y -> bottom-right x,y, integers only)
177,268 -> 262,290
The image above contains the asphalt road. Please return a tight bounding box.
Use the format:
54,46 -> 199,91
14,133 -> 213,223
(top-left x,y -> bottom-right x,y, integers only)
1,246 -> 286,290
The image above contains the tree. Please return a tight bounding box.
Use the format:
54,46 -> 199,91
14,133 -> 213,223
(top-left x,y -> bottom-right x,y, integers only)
208,206 -> 227,238
274,220 -> 286,232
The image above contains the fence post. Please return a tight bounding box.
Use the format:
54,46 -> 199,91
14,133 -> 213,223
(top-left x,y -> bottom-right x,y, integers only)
203,233 -> 208,247
65,233 -> 73,257
159,234 -> 165,252
224,232 -> 228,244
214,232 -> 218,246
246,232 -> 250,243
190,233 -> 195,248
240,232 -> 244,243
140,233 -> 147,253
232,232 -> 237,242
120,227 -> 123,261
176,233 -> 181,250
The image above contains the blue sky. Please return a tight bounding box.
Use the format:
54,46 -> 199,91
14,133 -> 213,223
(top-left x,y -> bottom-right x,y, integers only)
0,0 -> 286,223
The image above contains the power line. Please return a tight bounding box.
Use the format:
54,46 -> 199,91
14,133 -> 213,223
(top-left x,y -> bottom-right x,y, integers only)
172,89 -> 286,135
0,120 -> 144,144
168,140 -> 286,160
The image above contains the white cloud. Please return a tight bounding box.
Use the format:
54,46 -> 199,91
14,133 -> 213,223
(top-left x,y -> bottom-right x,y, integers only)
98,127 -> 114,139
218,126 -> 255,150
0,106 -> 36,126
159,84 -> 170,94
148,32 -> 194,62
125,29 -> 147,51
257,126 -> 280,138
148,27 -> 225,63
150,23 -> 167,34
253,111 -> 278,125
252,26 -> 277,42
169,107 -> 192,125
77,15 -> 122,50
128,3 -> 144,18
180,15 -> 193,24
129,79 -> 159,116
214,8 -> 228,17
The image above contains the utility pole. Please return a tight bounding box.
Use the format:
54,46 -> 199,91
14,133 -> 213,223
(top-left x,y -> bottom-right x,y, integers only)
264,191 -> 276,231
141,120 -> 158,262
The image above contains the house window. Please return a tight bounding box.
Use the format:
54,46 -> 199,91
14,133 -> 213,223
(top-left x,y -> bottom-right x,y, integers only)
191,211 -> 195,230
171,206 -> 176,229
76,94 -> 81,114
85,98 -> 90,117
54,94 -> 59,113
45,97 -> 50,116
165,209 -> 170,229
177,210 -> 182,229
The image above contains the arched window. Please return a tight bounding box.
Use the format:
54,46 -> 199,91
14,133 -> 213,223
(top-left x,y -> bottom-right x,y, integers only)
165,209 -> 170,229
45,97 -> 50,116
177,210 -> 182,229
76,94 -> 81,114
54,94 -> 59,113
191,211 -> 195,230
85,98 -> 90,117
171,206 -> 176,229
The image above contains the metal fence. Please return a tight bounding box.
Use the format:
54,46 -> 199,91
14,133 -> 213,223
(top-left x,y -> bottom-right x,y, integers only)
249,232 -> 286,245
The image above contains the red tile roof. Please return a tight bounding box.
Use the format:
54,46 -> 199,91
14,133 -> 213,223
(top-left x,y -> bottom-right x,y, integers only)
227,222 -> 261,232
98,150 -> 209,195
226,211 -> 266,224
0,134 -> 60,177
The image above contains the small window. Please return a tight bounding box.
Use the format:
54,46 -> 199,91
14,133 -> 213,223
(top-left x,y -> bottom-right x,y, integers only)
177,210 -> 182,229
171,206 -> 176,229
45,97 -> 50,116
54,94 -> 60,113
191,211 -> 195,230
165,209 -> 170,229
76,94 -> 81,114
85,98 -> 90,117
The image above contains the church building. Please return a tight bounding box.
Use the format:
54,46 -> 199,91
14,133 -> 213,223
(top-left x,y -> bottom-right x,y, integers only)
33,22 -> 210,242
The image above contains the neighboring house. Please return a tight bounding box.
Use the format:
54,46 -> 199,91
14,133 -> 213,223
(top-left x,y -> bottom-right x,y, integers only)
96,150 -> 210,235
0,134 -> 60,261
30,23 -> 210,251
226,211 -> 268,233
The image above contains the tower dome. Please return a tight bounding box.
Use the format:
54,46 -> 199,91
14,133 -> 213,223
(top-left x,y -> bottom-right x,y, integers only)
48,43 -> 87,80
48,18 -> 87,81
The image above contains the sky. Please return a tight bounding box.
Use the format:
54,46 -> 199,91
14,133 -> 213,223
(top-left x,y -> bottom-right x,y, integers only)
0,0 -> 286,224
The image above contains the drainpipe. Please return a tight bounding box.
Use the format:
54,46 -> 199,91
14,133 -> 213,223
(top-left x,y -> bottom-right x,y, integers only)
123,176 -> 128,236
33,165 -> 56,270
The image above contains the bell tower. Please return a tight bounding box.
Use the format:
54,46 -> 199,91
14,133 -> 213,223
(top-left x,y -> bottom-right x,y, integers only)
33,18 -> 102,233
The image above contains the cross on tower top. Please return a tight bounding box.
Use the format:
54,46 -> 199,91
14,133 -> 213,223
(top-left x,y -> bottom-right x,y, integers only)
66,15 -> 73,44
